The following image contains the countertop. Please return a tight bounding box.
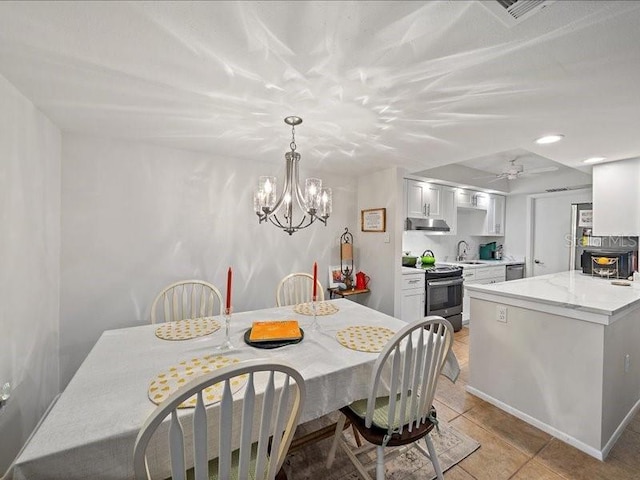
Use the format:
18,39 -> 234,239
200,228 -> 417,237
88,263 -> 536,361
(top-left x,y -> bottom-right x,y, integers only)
465,270 -> 640,317
442,258 -> 525,268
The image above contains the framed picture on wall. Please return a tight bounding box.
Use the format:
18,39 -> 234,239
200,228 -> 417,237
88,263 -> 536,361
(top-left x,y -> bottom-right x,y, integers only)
361,208 -> 386,232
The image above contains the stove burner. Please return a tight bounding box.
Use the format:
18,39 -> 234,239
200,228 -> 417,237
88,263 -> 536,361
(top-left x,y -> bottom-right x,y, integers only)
423,264 -> 463,279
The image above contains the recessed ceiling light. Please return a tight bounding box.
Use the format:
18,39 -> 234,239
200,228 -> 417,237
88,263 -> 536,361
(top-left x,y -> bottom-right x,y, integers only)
535,134 -> 564,144
583,157 -> 606,164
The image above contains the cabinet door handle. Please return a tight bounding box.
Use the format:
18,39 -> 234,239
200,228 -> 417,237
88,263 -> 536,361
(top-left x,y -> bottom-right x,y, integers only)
423,203 -> 427,215
427,203 -> 431,216
407,279 -> 421,284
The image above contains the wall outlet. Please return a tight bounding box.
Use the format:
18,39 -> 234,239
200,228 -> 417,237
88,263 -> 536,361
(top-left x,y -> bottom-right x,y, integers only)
624,354 -> 631,373
497,305 -> 508,323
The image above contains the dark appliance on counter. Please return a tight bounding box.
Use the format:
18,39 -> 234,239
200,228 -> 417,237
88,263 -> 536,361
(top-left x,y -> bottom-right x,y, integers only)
581,250 -> 636,279
569,202 -> 638,271
479,242 -> 496,260
424,265 -> 463,332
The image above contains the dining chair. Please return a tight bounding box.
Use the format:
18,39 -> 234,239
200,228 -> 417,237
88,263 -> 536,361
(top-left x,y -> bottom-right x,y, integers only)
133,359 -> 306,480
276,273 -> 324,307
326,316 -> 454,480
150,279 -> 223,324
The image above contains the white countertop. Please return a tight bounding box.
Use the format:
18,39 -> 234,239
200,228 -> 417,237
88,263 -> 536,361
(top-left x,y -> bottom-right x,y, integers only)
465,270 -> 640,317
442,258 -> 525,268
402,266 -> 423,275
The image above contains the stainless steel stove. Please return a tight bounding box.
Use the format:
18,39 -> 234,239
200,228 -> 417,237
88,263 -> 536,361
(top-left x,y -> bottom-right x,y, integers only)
422,264 -> 463,279
420,264 -> 463,331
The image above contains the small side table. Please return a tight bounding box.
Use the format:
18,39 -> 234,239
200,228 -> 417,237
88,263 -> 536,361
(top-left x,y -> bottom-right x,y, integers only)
328,287 -> 370,299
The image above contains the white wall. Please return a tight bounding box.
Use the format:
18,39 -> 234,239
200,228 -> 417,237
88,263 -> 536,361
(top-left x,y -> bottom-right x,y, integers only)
60,134 -> 356,387
0,75 -> 61,474
504,194 -> 528,260
356,167 -> 403,317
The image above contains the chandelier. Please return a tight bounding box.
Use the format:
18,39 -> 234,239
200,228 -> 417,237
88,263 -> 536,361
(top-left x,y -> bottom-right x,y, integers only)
253,116 -> 332,235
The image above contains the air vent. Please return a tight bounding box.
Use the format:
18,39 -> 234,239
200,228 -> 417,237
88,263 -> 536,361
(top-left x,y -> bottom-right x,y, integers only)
482,0 -> 556,27
545,187 -> 569,193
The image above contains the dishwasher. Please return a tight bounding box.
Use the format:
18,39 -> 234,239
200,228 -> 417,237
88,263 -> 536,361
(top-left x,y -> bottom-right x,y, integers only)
506,263 -> 525,281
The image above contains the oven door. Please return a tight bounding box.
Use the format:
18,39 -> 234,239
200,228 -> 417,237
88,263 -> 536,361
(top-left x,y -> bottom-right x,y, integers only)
426,277 -> 463,317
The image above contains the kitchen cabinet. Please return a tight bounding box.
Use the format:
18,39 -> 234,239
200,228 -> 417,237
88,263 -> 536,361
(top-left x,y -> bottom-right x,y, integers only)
461,265 -> 506,321
457,189 -> 489,210
406,179 -> 441,218
485,194 -> 506,235
592,158 -> 640,236
440,186 -> 457,235
401,271 -> 425,322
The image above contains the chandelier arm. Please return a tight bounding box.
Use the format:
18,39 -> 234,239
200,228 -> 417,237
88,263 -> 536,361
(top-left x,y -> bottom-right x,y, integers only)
268,154 -> 293,216
291,154 -> 308,214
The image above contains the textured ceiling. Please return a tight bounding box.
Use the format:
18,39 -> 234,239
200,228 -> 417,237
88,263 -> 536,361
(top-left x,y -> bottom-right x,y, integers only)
1,1 -> 640,178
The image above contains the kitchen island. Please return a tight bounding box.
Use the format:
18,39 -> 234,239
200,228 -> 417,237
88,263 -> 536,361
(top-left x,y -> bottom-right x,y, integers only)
465,271 -> 640,460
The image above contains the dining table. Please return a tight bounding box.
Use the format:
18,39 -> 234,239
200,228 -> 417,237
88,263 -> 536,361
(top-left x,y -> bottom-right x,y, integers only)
7,299 -> 459,480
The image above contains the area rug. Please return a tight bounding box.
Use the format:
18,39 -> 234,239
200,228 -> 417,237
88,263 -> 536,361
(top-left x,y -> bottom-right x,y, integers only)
282,413 -> 480,480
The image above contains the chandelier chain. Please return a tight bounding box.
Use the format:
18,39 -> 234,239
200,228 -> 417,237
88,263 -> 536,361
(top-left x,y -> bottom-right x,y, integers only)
290,124 -> 296,152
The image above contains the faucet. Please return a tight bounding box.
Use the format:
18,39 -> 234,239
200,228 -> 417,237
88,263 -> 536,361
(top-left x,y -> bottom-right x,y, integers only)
456,240 -> 468,261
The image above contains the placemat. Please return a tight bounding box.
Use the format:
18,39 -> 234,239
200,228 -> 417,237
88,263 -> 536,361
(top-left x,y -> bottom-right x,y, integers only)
155,317 -> 220,341
336,325 -> 396,353
148,355 -> 246,408
293,302 -> 339,316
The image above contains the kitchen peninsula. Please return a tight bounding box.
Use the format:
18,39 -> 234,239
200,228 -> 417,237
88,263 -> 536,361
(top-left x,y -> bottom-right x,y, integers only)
465,271 -> 640,460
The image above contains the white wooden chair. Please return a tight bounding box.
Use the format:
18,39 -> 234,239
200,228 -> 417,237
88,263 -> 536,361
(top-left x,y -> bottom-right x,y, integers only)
326,316 -> 454,480
150,280 -> 223,324
133,360 -> 305,480
276,273 -> 324,307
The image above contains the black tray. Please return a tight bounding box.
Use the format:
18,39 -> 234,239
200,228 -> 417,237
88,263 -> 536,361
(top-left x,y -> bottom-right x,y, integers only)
243,328 -> 304,349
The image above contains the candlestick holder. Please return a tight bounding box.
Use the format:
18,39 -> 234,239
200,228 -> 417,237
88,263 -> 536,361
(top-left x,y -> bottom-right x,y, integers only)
310,298 -> 321,331
217,307 -> 234,350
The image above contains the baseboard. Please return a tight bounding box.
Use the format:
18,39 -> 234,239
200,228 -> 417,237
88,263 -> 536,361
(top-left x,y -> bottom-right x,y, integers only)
466,386 -> 605,460
600,397 -> 640,459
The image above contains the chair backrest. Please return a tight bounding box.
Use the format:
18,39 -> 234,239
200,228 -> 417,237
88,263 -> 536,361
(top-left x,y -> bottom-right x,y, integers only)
150,280 -> 223,324
276,273 -> 325,307
365,316 -> 454,435
133,360 -> 306,480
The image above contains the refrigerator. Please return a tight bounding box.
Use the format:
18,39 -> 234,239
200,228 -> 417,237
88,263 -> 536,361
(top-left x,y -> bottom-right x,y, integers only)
569,203 -> 638,270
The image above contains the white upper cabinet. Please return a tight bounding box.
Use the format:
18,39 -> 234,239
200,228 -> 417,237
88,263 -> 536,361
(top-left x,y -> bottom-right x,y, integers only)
406,179 -> 442,218
486,194 -> 506,235
457,189 -> 488,210
593,159 -> 640,236
441,186 -> 457,235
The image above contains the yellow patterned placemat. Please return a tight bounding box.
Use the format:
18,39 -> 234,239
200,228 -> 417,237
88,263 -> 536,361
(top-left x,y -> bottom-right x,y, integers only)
155,317 -> 220,341
336,326 -> 396,353
293,302 -> 339,316
148,355 -> 247,408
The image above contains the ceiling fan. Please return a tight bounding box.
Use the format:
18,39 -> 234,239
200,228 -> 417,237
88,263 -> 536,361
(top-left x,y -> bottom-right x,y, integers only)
482,158 -> 559,181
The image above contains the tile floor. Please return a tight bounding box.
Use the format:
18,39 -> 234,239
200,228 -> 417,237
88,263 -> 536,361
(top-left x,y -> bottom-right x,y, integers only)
433,327 -> 640,479
290,326 -> 640,480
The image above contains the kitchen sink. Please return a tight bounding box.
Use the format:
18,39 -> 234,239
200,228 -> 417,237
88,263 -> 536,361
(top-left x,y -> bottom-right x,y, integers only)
459,261 -> 485,264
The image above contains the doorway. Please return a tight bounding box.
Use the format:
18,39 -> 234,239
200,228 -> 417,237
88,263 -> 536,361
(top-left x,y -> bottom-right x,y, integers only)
526,189 -> 592,277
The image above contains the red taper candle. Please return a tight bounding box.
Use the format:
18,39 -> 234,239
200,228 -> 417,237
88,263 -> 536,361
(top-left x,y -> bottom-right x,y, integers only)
226,267 -> 232,311
312,262 -> 318,300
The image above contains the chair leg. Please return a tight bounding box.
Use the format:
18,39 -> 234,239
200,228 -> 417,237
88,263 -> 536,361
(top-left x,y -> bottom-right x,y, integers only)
351,424 -> 363,447
375,445 -> 385,480
424,434 -> 444,480
326,414 -> 347,468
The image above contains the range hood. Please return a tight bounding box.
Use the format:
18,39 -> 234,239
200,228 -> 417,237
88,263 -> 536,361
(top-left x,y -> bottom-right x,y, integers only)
405,217 -> 451,232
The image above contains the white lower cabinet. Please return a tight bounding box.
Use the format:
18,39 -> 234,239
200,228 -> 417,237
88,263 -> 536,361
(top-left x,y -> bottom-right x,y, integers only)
401,272 -> 425,322
462,265 -> 506,322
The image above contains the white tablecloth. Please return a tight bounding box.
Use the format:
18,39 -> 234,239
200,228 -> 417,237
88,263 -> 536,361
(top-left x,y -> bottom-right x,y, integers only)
8,299 -> 458,480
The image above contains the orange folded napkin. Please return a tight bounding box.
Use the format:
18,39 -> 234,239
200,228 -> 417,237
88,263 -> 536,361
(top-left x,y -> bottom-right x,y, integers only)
249,320 -> 302,342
